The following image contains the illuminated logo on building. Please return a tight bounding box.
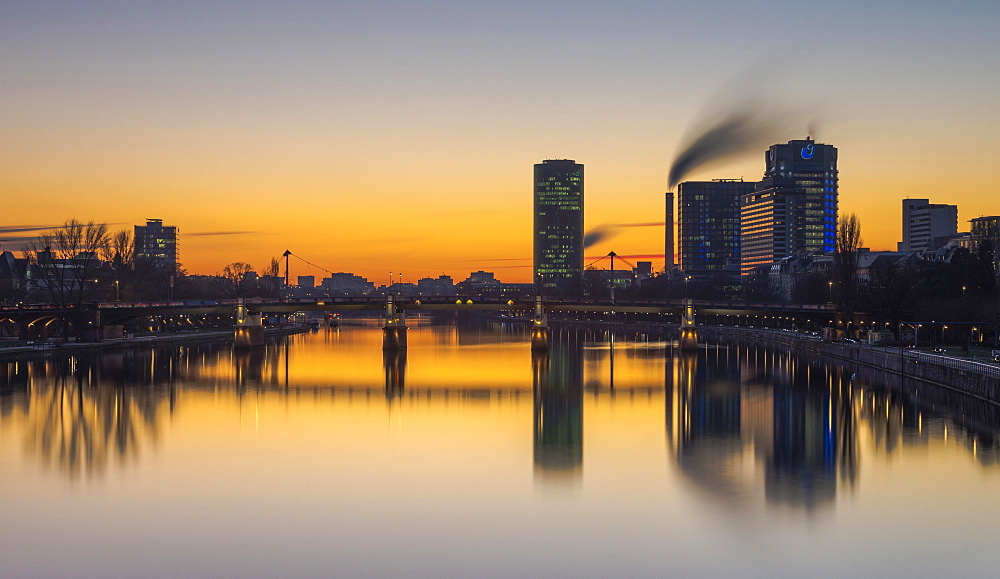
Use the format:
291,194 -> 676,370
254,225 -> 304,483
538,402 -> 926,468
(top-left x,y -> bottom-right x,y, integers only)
800,144 -> 815,159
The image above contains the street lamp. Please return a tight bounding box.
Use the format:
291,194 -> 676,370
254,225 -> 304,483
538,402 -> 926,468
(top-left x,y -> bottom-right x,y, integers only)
114,280 -> 120,302
685,275 -> 691,298
962,286 -> 967,299
828,281 -> 834,303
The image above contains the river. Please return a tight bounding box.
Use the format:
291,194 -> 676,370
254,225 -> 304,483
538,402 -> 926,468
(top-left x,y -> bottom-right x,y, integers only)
1,317 -> 998,577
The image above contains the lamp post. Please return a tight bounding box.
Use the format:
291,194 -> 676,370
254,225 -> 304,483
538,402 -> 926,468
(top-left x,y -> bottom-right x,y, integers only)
114,280 -> 120,302
828,281 -> 833,304
685,275 -> 691,298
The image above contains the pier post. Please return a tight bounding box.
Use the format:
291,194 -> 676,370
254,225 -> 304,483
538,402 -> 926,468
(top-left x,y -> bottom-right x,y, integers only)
678,298 -> 699,350
531,295 -> 550,351
383,294 -> 408,350
234,299 -> 265,348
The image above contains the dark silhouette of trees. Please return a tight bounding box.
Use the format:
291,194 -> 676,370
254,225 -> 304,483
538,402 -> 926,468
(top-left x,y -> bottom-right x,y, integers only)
221,262 -> 255,297
833,213 -> 862,335
862,256 -> 917,328
24,220 -> 110,337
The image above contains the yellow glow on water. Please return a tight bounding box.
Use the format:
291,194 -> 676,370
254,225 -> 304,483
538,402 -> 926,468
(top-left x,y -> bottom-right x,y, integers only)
2,325 -> 1000,576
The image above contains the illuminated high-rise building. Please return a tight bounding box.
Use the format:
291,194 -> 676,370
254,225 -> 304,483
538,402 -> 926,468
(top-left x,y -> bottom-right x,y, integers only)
134,218 -> 179,272
678,179 -> 756,276
534,159 -> 584,295
740,138 -> 838,275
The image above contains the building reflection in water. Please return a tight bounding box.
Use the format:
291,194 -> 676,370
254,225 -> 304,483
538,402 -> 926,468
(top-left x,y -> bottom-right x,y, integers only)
532,336 -> 584,486
3,326 -> 1000,492
667,344 -> 858,511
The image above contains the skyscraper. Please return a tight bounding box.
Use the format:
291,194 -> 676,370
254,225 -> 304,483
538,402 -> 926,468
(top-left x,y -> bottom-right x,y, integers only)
134,218 -> 179,272
534,159 -> 583,295
740,138 -> 838,275
678,179 -> 756,276
898,199 -> 958,252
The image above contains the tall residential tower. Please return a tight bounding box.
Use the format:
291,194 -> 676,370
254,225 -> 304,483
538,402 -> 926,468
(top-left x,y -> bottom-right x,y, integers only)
134,219 -> 179,272
534,159 -> 584,295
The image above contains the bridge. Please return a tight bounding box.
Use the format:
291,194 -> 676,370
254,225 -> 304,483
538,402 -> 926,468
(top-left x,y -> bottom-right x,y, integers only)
1,296 -> 836,347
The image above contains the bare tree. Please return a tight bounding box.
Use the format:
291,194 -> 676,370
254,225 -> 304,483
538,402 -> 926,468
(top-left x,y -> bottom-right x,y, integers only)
221,262 -> 254,297
24,219 -> 110,339
258,257 -> 282,298
833,213 -> 863,336
101,229 -> 135,300
25,219 -> 111,306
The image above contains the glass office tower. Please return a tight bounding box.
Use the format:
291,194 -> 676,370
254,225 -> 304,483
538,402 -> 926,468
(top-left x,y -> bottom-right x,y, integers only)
740,138 -> 838,275
678,179 -> 756,276
534,159 -> 584,295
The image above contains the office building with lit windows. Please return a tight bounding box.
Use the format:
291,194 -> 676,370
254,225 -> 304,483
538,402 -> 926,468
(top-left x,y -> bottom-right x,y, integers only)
134,218 -> 179,272
898,199 -> 958,252
534,159 -> 584,295
740,138 -> 838,275
678,179 -> 756,276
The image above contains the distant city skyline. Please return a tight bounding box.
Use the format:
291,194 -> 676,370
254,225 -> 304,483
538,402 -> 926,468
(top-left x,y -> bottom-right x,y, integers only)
2,1 -> 1000,282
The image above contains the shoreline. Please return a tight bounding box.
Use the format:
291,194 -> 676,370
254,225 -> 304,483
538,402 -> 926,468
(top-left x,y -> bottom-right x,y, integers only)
0,325 -> 309,361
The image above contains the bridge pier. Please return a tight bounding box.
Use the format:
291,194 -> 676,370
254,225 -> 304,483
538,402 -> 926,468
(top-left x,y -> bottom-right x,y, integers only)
234,300 -> 265,349
383,294 -> 408,350
531,296 -> 550,351
679,298 -> 699,350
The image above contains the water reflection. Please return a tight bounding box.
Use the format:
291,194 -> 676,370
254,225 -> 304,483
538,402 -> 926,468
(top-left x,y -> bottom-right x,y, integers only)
1,324 -> 998,500
668,346 -> 857,510
532,338 -> 584,485
1,352 -> 178,479
667,342 -> 1000,511
383,349 -> 406,398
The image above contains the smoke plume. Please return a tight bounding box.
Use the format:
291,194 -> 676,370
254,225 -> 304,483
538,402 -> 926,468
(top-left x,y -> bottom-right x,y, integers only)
667,66 -> 821,190
583,222 -> 665,249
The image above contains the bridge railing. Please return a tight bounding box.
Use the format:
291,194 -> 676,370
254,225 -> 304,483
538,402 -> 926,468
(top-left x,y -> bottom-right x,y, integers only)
907,350 -> 1000,380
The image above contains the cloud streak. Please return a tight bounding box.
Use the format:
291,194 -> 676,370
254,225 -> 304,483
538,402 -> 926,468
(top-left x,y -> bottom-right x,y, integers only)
187,231 -> 261,237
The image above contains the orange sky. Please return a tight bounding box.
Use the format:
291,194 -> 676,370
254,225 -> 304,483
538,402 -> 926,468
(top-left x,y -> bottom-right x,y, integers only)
2,2 -> 999,284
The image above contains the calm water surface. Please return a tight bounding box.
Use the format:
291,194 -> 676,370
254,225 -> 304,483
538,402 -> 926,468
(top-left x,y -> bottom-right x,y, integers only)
2,318 -> 999,577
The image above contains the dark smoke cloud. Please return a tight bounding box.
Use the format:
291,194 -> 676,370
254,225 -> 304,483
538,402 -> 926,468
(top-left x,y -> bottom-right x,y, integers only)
583,225 -> 613,249
667,66 -> 821,190
583,222 -> 665,249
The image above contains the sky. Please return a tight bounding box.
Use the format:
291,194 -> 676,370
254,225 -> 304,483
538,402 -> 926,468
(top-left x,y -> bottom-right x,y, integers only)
2,0 -> 999,283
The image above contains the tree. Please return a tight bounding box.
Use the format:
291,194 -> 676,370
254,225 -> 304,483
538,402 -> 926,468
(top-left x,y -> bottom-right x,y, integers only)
259,257 -> 282,298
101,229 -> 135,300
833,213 -> 862,336
742,267 -> 777,303
862,255 -> 917,329
221,262 -> 254,297
24,219 -> 111,338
